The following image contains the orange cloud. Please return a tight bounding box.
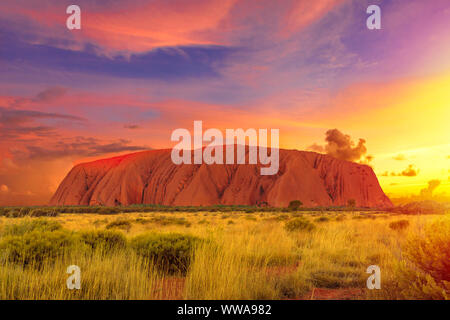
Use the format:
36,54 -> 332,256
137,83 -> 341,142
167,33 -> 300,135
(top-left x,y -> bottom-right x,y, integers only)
392,154 -> 407,161
307,128 -> 369,162
390,164 -> 419,177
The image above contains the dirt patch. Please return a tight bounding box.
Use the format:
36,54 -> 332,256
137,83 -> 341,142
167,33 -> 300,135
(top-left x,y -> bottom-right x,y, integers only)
152,277 -> 185,299
265,261 -> 301,277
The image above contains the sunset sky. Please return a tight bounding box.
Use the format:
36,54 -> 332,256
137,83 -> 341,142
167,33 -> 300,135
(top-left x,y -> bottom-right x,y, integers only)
1,0 -> 449,205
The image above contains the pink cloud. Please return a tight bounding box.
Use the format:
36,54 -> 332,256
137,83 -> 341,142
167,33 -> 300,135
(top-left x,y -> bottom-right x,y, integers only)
0,0 -> 343,56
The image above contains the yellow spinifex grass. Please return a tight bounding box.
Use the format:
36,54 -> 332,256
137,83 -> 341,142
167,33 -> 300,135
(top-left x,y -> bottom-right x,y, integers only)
0,210 -> 448,300
0,248 -> 164,300
184,223 -> 296,299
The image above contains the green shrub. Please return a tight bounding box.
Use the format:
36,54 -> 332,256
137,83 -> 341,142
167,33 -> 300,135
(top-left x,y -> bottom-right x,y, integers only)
80,230 -> 127,251
389,219 -> 410,231
131,233 -> 201,274
105,219 -> 132,232
2,219 -> 62,237
284,218 -> 315,232
0,230 -> 77,268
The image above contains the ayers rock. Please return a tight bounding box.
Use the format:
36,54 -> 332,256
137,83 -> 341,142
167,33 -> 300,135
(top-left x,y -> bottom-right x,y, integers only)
50,147 -> 393,208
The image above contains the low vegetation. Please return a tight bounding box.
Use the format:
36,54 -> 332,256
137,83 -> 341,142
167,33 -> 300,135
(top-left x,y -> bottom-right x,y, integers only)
131,233 -> 200,275
288,200 -> 303,210
80,230 -> 127,251
0,205 -> 448,300
284,218 -> 316,232
388,219 -> 410,231
105,219 -> 132,232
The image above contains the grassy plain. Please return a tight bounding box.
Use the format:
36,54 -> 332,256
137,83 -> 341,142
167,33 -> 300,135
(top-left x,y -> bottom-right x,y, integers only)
0,208 -> 448,300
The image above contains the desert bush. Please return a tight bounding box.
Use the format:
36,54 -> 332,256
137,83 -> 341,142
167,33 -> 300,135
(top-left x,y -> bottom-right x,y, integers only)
347,199 -> 356,208
0,208 -> 8,216
131,233 -> 201,274
390,220 -> 450,299
392,263 -> 449,300
284,218 -> 315,232
0,230 -> 77,268
2,219 -> 62,237
405,221 -> 450,283
80,230 -> 127,251
105,219 -> 132,232
288,200 -> 302,210
389,219 -> 410,231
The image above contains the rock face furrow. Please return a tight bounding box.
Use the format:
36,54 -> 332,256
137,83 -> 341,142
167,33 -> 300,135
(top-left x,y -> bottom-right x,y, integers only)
50,148 -> 393,208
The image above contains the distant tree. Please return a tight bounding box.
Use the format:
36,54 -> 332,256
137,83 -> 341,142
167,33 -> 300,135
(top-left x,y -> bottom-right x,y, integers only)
347,199 -> 356,208
288,200 -> 303,210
